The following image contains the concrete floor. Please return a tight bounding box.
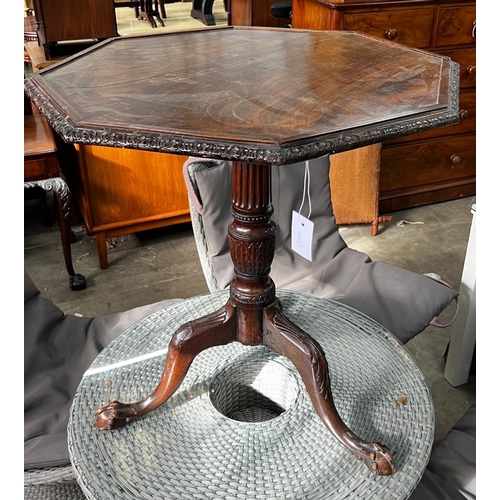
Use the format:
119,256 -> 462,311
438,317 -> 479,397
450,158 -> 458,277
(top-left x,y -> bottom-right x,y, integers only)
24,193 -> 476,447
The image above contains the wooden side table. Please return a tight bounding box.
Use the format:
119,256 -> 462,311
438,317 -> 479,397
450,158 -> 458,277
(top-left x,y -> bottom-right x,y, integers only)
25,27 -> 458,476
32,0 -> 118,60
114,0 -> 141,19
72,145 -> 190,270
23,45 -> 191,271
24,114 -> 86,291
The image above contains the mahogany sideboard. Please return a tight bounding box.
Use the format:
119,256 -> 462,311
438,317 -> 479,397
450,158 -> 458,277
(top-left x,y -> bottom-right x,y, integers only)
292,0 -> 476,234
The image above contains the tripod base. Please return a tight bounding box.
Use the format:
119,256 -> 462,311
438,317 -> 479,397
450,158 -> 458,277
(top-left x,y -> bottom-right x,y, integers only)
95,297 -> 395,476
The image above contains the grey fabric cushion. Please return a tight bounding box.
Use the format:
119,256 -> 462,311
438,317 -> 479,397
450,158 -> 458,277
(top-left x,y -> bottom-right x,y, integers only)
409,404 -> 476,500
24,270 -> 183,470
189,157 -> 458,344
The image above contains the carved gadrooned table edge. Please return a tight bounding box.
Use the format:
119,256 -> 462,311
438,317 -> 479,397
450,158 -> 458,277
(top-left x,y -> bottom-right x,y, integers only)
23,60 -> 459,166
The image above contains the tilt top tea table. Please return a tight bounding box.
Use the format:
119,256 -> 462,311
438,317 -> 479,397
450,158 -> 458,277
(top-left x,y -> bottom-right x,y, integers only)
25,26 -> 459,478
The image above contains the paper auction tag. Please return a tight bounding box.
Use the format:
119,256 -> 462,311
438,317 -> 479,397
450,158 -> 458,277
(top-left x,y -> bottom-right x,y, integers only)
291,210 -> 314,261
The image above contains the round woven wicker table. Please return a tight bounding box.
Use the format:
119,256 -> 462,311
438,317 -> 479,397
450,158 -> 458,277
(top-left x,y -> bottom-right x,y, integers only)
68,290 -> 434,500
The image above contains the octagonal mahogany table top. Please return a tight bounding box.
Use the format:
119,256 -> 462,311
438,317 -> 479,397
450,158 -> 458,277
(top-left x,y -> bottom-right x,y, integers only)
25,26 -> 459,165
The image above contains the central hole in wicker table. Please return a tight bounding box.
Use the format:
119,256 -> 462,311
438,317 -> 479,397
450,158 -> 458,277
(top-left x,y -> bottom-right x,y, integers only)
209,359 -> 299,422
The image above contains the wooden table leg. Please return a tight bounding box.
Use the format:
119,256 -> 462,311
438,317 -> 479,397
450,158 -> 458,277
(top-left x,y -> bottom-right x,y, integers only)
190,0 -> 216,26
95,232 -> 109,270
24,178 -> 86,291
93,161 -> 395,476
158,0 -> 167,18
138,0 -> 165,27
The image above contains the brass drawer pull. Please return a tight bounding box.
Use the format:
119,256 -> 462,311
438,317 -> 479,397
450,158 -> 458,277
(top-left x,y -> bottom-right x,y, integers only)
459,109 -> 469,119
385,28 -> 398,40
450,155 -> 461,165
466,65 -> 476,75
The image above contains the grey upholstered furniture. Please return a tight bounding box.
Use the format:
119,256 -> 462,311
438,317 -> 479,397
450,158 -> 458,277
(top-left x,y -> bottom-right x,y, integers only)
409,403 -> 476,500
182,156 -> 459,346
24,270 -> 183,499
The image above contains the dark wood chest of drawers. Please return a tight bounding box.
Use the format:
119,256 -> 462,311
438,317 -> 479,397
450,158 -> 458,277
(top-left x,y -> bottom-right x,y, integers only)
293,0 -> 476,232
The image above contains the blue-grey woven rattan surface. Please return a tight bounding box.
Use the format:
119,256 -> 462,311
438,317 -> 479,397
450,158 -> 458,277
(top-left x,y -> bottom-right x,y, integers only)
24,481 -> 87,500
24,462 -> 85,499
68,290 -> 434,499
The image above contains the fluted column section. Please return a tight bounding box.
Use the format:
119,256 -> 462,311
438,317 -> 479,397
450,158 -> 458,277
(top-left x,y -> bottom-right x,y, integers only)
228,161 -> 277,345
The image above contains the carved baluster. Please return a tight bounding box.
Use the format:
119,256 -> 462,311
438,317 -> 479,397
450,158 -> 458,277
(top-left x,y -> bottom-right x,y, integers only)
228,161 -> 277,346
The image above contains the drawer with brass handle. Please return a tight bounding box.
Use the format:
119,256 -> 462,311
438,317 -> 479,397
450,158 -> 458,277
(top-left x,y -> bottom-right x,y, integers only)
380,135 -> 476,192
292,0 -> 476,220
342,9 -> 434,48
385,90 -> 476,145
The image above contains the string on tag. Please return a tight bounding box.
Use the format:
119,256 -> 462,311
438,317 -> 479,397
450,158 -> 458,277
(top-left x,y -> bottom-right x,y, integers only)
298,160 -> 312,221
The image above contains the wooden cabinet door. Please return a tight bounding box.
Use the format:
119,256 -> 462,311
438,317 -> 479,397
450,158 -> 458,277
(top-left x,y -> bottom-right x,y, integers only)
75,146 -> 190,231
33,0 -> 118,46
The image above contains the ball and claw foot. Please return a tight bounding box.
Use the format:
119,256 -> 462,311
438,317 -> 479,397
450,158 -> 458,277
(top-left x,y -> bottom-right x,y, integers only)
94,401 -> 137,431
70,273 -> 87,291
357,442 -> 397,476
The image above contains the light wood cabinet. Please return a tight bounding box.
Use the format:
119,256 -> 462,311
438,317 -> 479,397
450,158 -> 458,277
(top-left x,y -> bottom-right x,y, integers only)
293,0 -> 476,234
73,146 -> 191,269
329,144 -> 392,235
